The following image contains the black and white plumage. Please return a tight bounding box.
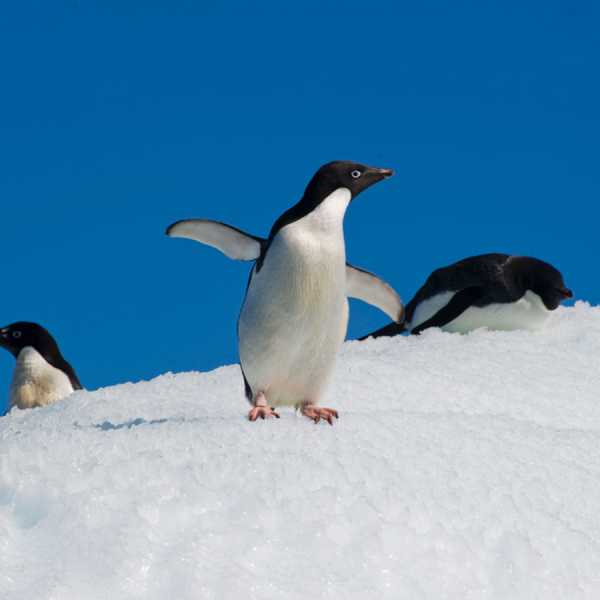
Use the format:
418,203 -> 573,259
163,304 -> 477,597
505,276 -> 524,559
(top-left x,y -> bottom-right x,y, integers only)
167,161 -> 402,423
0,322 -> 82,410
364,254 -> 572,338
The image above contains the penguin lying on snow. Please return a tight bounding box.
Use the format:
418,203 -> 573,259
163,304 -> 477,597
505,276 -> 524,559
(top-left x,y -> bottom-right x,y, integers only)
363,254 -> 572,338
167,161 -> 403,424
0,322 -> 82,410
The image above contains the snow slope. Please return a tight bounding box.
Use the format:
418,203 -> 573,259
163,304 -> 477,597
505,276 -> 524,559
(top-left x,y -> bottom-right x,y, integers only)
2,302 -> 600,600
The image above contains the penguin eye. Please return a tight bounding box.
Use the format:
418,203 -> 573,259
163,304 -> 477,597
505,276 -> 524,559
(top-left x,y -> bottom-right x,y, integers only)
12,331 -> 21,339
350,170 -> 362,179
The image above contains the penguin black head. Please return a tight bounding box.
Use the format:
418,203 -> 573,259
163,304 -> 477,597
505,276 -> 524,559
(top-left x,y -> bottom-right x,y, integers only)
511,257 -> 573,310
255,160 -> 395,272
304,160 -> 394,202
0,322 -> 61,359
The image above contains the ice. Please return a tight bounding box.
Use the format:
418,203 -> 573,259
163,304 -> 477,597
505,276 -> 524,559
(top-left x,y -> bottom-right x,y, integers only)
2,302 -> 600,599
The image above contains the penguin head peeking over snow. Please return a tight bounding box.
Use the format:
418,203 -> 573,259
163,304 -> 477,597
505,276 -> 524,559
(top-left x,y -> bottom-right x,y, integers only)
509,257 -> 573,310
0,322 -> 82,411
1,322 -> 58,358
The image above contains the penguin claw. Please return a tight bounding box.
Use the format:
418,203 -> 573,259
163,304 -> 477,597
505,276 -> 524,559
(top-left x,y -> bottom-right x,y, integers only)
301,406 -> 339,426
248,405 -> 280,421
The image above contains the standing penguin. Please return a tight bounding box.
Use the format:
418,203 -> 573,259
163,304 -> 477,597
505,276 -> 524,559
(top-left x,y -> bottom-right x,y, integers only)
0,322 -> 82,410
363,253 -> 572,338
167,161 -> 402,424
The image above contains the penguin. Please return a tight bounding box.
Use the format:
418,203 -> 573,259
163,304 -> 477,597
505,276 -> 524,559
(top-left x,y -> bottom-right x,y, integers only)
167,160 -> 403,424
0,322 -> 82,410
363,254 -> 572,339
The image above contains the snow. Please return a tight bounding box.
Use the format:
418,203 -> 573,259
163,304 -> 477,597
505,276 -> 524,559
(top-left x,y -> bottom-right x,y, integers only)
2,302 -> 600,599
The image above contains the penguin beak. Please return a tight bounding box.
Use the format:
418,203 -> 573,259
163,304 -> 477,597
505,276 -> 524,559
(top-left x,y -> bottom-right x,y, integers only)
352,166 -> 394,198
559,288 -> 573,299
370,167 -> 394,178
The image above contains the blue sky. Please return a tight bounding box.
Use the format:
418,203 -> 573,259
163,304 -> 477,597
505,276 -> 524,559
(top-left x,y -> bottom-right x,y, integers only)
1,1 -> 599,412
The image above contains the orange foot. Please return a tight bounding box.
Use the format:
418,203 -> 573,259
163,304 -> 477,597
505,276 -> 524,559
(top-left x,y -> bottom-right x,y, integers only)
248,392 -> 280,422
248,405 -> 280,421
301,405 -> 339,425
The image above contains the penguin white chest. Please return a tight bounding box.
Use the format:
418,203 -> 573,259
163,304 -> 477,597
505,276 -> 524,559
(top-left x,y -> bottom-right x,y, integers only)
410,290 -> 551,333
9,347 -> 74,409
238,188 -> 351,406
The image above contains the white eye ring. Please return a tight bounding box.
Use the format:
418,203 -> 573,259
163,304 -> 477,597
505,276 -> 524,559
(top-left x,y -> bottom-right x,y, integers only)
12,331 -> 21,339
351,170 -> 362,179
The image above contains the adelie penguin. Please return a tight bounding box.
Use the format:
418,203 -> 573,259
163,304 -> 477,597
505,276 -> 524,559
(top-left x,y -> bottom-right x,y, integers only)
167,161 -> 403,424
0,322 -> 82,410
363,254 -> 572,338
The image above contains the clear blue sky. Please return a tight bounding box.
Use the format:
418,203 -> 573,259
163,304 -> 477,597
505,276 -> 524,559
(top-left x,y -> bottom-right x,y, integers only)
1,1 -> 599,412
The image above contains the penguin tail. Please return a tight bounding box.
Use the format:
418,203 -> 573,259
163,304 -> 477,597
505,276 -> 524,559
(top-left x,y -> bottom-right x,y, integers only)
358,321 -> 407,341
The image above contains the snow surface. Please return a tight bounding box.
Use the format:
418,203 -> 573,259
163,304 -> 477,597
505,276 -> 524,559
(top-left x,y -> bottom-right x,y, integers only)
2,302 -> 600,600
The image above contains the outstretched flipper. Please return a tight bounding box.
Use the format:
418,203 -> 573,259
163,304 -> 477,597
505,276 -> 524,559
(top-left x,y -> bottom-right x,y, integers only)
166,219 -> 265,261
346,263 -> 404,323
411,286 -> 484,335
167,222 -> 405,323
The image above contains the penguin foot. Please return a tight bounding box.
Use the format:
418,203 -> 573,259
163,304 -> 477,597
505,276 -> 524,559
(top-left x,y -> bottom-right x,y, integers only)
248,405 -> 280,421
301,406 -> 339,425
248,392 -> 280,421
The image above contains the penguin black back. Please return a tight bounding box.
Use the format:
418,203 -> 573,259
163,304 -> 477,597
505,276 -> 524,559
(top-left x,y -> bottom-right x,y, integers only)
405,254 -> 513,322
363,254 -> 572,338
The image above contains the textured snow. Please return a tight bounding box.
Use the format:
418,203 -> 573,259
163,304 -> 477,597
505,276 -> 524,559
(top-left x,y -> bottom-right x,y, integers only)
2,302 -> 600,599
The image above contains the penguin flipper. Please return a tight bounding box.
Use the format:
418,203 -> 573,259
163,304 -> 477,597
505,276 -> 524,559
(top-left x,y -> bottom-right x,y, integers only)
411,286 -> 483,334
50,356 -> 83,391
346,263 -> 404,323
166,219 -> 265,261
63,362 -> 83,391
358,321 -> 406,340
